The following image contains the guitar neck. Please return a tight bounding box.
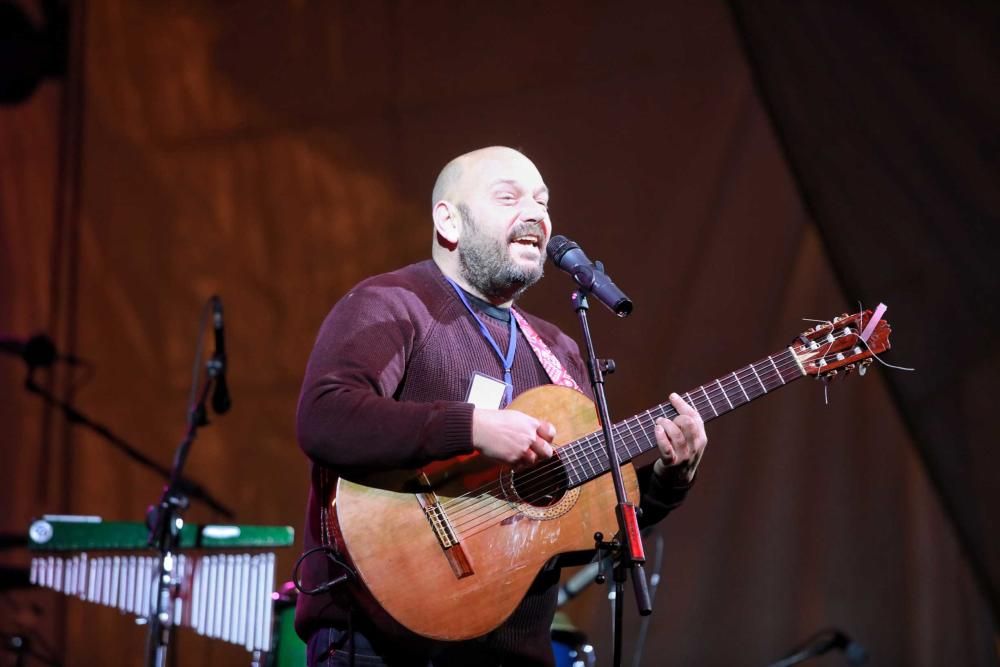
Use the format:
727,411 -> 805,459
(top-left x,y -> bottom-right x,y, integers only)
561,348 -> 806,487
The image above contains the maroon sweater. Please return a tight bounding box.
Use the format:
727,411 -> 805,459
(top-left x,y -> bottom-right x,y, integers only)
295,260 -> 689,665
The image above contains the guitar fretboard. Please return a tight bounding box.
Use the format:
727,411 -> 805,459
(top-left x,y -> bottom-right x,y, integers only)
559,348 -> 805,487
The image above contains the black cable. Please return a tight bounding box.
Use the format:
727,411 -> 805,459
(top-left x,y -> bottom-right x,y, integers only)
291,545 -> 355,596
291,549 -> 359,665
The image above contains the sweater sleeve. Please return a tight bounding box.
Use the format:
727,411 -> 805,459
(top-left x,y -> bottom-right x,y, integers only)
637,464 -> 694,527
296,282 -> 475,473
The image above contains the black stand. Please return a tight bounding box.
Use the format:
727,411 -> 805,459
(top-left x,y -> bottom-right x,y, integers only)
144,307 -> 228,667
768,628 -> 869,667
571,291 -> 651,667
22,374 -> 233,518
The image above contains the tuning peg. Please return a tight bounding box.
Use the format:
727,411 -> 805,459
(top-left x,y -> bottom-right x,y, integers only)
859,359 -> 873,376
843,363 -> 856,376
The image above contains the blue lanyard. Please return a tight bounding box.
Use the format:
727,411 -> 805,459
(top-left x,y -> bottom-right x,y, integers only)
444,277 -> 517,406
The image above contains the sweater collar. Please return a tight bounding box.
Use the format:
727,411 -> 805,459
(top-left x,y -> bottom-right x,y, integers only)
456,286 -> 512,323
428,259 -> 513,322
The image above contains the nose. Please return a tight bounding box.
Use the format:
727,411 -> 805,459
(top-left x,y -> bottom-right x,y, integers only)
521,199 -> 548,224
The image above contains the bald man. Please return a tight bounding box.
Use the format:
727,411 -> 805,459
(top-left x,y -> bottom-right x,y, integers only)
295,147 -> 707,666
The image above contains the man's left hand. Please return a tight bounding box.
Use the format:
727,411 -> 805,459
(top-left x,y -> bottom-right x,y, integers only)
653,392 -> 707,484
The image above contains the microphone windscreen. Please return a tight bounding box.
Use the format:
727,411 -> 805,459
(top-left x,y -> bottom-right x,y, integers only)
546,235 -> 575,263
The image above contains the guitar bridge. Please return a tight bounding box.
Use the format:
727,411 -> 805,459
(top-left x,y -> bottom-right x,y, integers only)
413,473 -> 474,579
423,503 -> 460,549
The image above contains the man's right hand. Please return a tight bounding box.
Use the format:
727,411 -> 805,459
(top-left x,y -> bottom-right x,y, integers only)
472,408 -> 557,467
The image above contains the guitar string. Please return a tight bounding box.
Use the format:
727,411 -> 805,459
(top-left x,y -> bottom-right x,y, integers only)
439,344 -> 812,516
445,411 -> 685,533
454,327 -> 879,534
444,333 -> 868,535
459,336 -> 892,537
441,346 -> 813,529
468,331 -> 873,525
439,320 -> 867,517
442,350 -> 814,533
495,322 -> 871,506
443,348 -> 815,532
449,366 -> 791,535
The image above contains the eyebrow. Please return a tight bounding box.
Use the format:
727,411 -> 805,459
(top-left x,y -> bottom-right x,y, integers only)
490,179 -> 549,197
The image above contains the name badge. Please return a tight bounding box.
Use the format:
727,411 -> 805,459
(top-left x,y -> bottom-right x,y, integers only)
465,372 -> 507,410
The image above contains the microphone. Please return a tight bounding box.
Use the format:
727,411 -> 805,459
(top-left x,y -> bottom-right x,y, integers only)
546,235 -> 633,317
0,334 -> 83,368
210,296 -> 231,414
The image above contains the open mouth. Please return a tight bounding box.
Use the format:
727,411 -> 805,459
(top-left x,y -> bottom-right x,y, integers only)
511,234 -> 542,250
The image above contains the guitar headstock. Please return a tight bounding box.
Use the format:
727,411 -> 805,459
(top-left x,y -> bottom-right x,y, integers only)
792,310 -> 891,380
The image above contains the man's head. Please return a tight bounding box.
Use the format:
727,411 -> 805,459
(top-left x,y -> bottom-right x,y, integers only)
431,146 -> 551,305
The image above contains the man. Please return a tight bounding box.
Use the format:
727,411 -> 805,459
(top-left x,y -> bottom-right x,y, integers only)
295,146 -> 707,666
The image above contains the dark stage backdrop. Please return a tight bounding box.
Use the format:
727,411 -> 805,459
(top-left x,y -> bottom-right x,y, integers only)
729,0 -> 1000,632
1,2 -> 995,665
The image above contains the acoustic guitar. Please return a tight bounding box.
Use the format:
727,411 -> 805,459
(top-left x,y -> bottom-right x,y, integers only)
326,309 -> 892,640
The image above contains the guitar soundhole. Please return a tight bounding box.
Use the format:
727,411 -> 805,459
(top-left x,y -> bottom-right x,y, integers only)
509,457 -> 569,507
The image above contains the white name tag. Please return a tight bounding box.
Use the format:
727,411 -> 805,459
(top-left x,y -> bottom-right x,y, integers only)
466,372 -> 507,410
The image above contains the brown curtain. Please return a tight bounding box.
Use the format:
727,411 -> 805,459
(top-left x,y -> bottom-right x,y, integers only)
1,1 -> 994,664
729,0 -> 1000,633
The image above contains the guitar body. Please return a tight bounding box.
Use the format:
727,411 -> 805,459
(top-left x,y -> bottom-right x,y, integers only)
330,385 -> 639,641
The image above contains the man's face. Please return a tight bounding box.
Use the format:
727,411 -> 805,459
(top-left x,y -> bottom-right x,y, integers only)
455,152 -> 551,301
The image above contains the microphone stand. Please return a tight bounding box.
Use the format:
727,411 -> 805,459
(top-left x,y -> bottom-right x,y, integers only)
570,290 -> 652,667
21,372 -> 233,518
144,305 -> 228,667
768,628 -> 869,667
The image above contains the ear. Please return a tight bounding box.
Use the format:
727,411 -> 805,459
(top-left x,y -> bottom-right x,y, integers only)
432,200 -> 461,247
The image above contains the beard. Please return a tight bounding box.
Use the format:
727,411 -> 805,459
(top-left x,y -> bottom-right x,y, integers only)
457,204 -> 545,302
